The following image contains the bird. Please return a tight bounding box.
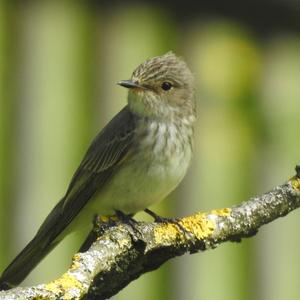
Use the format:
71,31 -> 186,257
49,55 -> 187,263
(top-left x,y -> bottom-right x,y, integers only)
0,51 -> 196,289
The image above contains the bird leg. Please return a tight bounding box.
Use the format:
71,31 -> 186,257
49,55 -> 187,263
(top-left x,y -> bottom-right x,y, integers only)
115,210 -> 138,226
114,210 -> 144,241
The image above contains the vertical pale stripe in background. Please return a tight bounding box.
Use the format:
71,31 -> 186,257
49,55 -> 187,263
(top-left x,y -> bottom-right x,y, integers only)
175,21 -> 260,300
13,2 -> 94,285
258,36 -> 300,300
0,3 -> 299,300
97,5 -> 176,300
0,4 -> 16,269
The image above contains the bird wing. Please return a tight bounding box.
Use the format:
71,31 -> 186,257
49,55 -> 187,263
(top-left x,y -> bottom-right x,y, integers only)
37,105 -> 136,243
0,106 -> 137,287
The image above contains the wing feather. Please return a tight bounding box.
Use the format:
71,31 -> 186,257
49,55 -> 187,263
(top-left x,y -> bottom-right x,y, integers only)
0,106 -> 138,287
37,105 -> 136,241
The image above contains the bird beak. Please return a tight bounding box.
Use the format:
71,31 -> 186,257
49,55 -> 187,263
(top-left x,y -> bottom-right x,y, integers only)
117,80 -> 142,89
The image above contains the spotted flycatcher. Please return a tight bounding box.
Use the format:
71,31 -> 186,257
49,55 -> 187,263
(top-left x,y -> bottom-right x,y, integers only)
0,52 -> 196,288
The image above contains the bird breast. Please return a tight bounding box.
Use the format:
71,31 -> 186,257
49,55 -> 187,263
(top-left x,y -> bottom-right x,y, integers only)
117,119 -> 193,211
92,119 -> 194,215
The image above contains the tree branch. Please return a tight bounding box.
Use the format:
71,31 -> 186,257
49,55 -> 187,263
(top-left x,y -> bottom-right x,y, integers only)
1,169 -> 300,300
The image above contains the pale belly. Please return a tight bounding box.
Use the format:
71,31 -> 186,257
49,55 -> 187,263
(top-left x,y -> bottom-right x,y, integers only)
66,121 -> 194,235
65,146 -> 192,237
90,146 -> 192,215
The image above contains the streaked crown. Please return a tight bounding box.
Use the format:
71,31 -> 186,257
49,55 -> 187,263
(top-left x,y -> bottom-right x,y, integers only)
132,52 -> 194,90
126,52 -> 196,121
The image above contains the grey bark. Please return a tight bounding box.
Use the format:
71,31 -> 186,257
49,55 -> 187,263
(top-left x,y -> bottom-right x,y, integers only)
1,168 -> 300,300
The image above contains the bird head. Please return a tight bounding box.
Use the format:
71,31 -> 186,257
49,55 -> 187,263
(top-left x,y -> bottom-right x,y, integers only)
118,52 -> 195,121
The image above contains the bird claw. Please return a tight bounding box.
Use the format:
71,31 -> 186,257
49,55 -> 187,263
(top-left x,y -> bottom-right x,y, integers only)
79,212 -> 142,252
114,210 -> 143,241
144,208 -> 193,239
144,208 -> 178,223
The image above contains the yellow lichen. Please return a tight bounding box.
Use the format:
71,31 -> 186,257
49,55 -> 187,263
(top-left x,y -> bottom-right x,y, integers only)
180,213 -> 215,240
153,212 -> 215,243
44,272 -> 85,300
154,223 -> 180,244
98,215 -> 119,222
290,176 -> 300,191
70,254 -> 82,271
116,233 -> 132,248
99,215 -> 110,222
210,207 -> 231,217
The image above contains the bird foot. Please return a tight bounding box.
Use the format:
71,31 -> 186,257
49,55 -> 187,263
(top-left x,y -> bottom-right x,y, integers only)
144,208 -> 179,223
144,208 -> 192,239
114,210 -> 142,241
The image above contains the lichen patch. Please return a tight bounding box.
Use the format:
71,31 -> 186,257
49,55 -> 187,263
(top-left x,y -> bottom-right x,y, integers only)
180,213 -> 215,239
210,208 -> 231,217
290,176 -> 300,191
153,223 -> 180,244
44,272 -> 85,300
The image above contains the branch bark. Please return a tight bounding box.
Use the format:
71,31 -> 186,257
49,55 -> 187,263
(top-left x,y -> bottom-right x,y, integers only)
1,169 -> 300,300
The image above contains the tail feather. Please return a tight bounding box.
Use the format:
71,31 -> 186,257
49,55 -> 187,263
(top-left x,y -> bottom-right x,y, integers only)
0,234 -> 58,290
0,199 -> 65,290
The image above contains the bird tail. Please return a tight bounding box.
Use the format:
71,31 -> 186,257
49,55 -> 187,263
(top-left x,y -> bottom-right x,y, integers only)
0,199 -> 66,290
0,232 -> 58,290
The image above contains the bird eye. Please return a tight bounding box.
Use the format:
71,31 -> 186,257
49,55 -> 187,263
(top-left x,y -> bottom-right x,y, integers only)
161,82 -> 172,91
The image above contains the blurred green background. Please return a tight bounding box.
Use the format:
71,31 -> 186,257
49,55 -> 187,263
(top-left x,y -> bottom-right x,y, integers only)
1,1 -> 300,299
